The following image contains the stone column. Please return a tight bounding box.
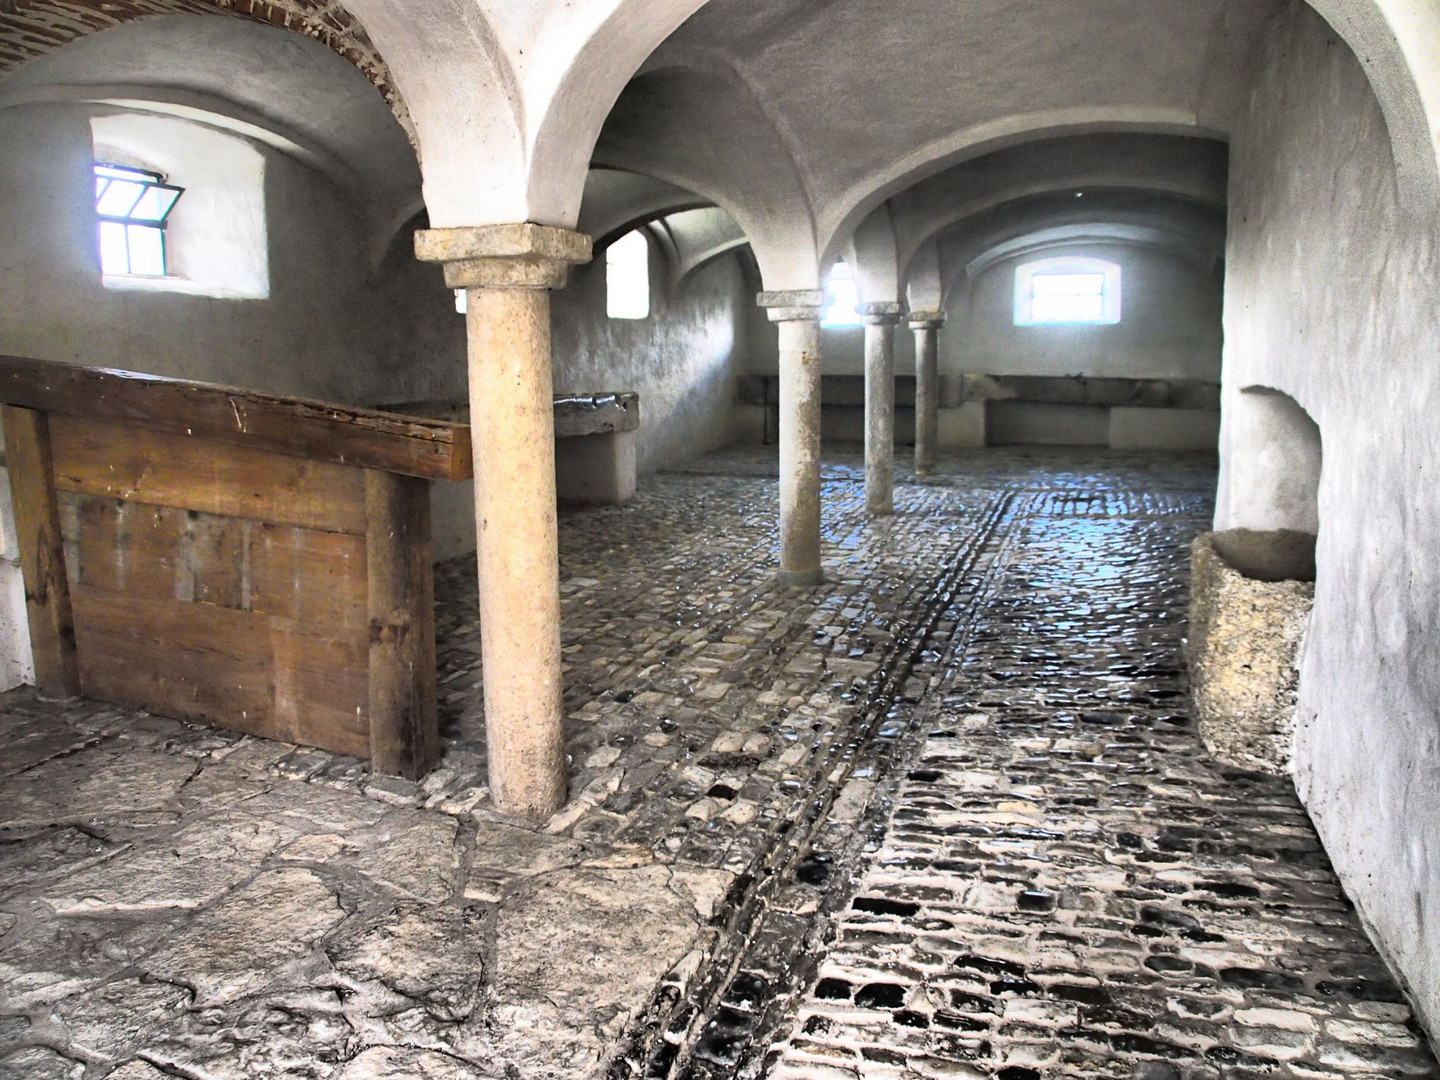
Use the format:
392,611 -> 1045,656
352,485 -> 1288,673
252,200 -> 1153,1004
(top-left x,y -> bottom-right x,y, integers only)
416,223 -> 591,817
909,310 -> 945,475
863,302 -> 905,515
758,290 -> 825,586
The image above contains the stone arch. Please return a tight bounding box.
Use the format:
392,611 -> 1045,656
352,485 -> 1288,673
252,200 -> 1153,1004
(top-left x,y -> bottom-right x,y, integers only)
818,108 -> 1219,271
888,133 -> 1228,290
1216,386 -> 1323,535
814,0 -> 1440,265
1304,0 -> 1440,209
0,0 -> 410,137
594,61 -> 818,289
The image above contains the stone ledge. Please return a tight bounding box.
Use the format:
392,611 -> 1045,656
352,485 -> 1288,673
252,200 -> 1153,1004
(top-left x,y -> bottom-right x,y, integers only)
415,223 -> 592,289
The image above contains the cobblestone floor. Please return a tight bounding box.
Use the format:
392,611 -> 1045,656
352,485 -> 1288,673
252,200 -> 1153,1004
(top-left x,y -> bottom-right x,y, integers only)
0,445 -> 1432,1080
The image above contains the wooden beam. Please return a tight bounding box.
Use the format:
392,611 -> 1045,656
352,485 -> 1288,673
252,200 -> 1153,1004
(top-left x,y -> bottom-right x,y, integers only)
1,405 -> 80,698
365,469 -> 438,779
0,355 -> 473,481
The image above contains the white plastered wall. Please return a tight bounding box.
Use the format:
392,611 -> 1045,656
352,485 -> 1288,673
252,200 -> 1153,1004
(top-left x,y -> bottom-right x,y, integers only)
92,113 -> 268,300
1219,0 -> 1440,1039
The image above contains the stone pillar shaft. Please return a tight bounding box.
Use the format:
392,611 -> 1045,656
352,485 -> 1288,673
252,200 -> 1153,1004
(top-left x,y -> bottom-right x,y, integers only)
910,311 -> 945,476
863,303 -> 904,516
759,291 -> 825,586
417,223 -> 591,817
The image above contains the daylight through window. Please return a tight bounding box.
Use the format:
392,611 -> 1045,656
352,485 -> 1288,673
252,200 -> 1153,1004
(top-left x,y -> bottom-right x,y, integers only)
822,261 -> 862,327
94,163 -> 183,277
607,229 -> 650,319
1014,256 -> 1121,326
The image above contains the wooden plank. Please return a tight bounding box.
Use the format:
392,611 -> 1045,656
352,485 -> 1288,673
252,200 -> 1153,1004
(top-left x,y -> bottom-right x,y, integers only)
365,469 -> 438,779
70,584 -> 369,759
1,405 -> 80,698
62,494 -> 185,599
182,512 -> 247,609
271,620 -> 369,759
48,415 -> 367,535
249,524 -> 366,630
71,584 -> 272,731
0,354 -> 473,481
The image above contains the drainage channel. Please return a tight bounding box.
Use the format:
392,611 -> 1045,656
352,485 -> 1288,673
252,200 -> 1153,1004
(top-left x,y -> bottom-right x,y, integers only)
609,490 -> 1031,1080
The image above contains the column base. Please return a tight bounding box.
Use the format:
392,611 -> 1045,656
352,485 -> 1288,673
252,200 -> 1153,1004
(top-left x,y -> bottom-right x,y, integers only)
776,567 -> 825,588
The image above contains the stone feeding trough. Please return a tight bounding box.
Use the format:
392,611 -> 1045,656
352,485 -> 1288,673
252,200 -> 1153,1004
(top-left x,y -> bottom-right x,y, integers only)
1187,528 -> 1316,775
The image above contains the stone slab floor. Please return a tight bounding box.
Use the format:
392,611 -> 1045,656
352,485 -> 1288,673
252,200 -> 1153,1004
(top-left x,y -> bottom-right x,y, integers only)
0,446 -> 1434,1080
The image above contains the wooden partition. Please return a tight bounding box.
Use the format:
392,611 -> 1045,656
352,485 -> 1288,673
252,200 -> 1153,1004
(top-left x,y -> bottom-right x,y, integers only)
0,356 -> 472,778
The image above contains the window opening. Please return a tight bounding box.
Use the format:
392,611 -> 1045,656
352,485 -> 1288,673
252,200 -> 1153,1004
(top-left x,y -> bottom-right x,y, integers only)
822,260 -> 862,327
1014,256 -> 1121,326
94,163 -> 183,277
606,229 -> 650,319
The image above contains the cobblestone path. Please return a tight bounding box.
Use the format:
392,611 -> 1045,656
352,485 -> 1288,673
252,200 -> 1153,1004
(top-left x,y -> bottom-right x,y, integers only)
0,447 -> 1433,1080
752,478 -> 1438,1079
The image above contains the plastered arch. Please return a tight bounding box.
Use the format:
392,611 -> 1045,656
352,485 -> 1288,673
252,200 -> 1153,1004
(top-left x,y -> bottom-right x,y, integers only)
0,0 -> 412,136
1304,0 -> 1440,208
593,60 -> 818,289
817,107 -> 1215,270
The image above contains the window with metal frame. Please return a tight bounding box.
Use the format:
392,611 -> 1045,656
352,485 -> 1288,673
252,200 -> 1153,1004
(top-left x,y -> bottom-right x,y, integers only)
93,163 -> 183,277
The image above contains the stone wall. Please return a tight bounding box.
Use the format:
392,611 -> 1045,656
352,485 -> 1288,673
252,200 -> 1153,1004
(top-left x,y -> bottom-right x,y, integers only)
1187,530 -> 1315,776
1219,0 -> 1440,1038
947,243 -> 1223,383
0,103 -> 395,404
374,237 -> 750,480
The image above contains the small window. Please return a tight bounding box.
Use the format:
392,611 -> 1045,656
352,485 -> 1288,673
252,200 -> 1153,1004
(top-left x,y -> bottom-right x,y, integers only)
92,113 -> 269,300
1014,256 -> 1121,326
606,229 -> 650,319
822,260 -> 862,327
94,163 -> 183,277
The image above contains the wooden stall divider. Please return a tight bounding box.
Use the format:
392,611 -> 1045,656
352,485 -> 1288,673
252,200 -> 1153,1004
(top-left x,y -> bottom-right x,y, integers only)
1,404 -> 81,699
366,469 -> 438,779
0,356 -> 471,777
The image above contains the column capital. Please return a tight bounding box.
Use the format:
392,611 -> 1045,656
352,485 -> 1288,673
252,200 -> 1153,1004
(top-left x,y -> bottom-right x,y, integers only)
908,309 -> 947,329
862,301 -> 906,326
415,223 -> 592,289
757,290 -> 825,322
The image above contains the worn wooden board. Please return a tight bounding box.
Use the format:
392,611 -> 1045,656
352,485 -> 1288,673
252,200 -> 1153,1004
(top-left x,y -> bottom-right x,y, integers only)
71,585 -> 274,732
70,584 -> 370,759
250,524 -> 367,630
0,405 -> 80,697
0,354 -> 473,481
49,416 -> 367,535
61,495 -> 185,598
271,619 -> 369,756
366,470 -> 438,778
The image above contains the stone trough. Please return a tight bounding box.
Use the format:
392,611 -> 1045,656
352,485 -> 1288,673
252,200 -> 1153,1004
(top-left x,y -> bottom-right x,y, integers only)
1187,528 -> 1316,775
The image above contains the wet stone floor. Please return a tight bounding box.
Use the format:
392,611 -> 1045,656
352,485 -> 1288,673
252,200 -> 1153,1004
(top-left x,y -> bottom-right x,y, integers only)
0,445 -> 1434,1080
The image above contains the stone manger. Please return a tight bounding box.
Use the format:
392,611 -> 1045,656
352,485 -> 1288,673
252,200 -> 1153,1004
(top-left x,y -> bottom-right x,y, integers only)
1187,527 -> 1317,775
